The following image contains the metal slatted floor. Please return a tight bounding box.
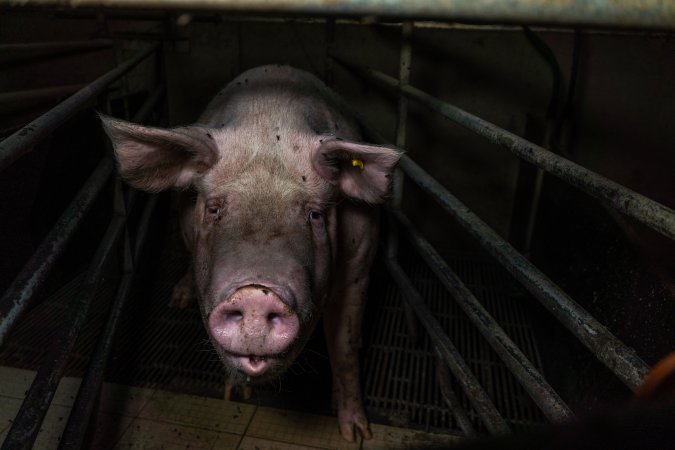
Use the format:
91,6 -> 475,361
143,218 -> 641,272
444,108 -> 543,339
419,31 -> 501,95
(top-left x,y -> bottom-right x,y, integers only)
0,216 -> 547,436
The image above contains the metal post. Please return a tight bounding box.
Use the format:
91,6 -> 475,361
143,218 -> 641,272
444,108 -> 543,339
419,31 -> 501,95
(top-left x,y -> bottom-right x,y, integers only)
437,360 -> 477,437
386,259 -> 510,435
0,43 -> 159,172
0,85 -> 83,106
392,208 -> 572,421
337,62 -> 675,242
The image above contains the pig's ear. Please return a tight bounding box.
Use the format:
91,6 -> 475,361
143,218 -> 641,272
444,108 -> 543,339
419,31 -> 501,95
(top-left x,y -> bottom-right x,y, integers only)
311,138 -> 402,204
100,115 -> 219,192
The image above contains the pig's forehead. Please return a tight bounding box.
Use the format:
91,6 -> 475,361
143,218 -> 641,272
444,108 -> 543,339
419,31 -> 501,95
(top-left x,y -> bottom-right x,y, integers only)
196,128 -> 329,198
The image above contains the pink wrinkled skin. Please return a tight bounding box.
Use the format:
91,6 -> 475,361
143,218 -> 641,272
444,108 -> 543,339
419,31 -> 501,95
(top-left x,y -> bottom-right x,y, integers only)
101,65 -> 401,442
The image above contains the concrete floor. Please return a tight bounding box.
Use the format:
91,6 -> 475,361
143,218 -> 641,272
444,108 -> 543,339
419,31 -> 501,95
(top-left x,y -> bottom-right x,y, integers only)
0,366 -> 462,449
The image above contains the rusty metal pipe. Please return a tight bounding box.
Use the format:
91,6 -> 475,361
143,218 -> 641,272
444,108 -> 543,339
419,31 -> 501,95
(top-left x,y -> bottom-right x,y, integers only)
392,208 -> 572,421
0,39 -> 114,52
2,0 -> 674,29
387,260 -> 511,435
0,43 -> 158,172
338,62 -> 675,242
397,155 -> 650,389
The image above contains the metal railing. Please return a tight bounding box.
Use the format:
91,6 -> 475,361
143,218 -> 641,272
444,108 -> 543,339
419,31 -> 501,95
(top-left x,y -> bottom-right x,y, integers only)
0,43 -> 162,450
326,19 -> 670,435
1,6 -> 671,447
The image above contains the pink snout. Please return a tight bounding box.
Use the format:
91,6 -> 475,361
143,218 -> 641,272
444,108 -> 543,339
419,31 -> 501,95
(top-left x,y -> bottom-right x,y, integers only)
208,285 -> 300,376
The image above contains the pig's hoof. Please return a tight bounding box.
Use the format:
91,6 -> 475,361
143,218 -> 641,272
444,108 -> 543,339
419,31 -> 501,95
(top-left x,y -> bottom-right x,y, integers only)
169,275 -> 195,309
224,379 -> 253,401
338,412 -> 372,442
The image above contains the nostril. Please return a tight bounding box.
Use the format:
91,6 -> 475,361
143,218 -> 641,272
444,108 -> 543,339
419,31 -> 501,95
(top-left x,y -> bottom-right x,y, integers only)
267,312 -> 281,325
224,310 -> 243,322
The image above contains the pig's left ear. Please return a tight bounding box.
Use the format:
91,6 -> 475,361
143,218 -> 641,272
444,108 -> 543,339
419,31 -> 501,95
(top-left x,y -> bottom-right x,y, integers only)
311,138 -> 403,204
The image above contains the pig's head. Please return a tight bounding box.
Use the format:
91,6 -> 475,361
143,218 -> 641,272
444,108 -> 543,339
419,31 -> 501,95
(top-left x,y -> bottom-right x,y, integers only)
101,115 -> 400,383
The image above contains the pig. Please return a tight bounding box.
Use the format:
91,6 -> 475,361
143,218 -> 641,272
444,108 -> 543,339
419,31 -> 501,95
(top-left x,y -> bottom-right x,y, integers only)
101,65 -> 401,442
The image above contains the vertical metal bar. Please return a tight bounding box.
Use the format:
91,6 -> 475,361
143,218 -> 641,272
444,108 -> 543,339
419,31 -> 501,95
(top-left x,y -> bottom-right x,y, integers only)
387,21 -> 412,260
389,22 -> 418,344
392,208 -> 573,421
0,43 -> 158,172
58,195 -> 157,450
386,260 -> 511,435
0,158 -> 114,346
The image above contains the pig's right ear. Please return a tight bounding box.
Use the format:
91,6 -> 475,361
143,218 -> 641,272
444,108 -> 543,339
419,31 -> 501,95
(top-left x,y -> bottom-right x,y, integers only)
100,115 -> 219,192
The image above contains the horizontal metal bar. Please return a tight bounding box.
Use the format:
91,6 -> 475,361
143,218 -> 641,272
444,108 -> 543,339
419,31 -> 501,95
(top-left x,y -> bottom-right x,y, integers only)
0,85 -> 83,106
0,43 -> 159,173
0,210 -> 128,450
397,154 -> 650,389
58,195 -> 157,450
0,39 -> 114,52
0,158 -> 114,346
386,259 -> 510,435
338,61 -> 675,242
392,208 -> 572,422
3,0 -> 674,29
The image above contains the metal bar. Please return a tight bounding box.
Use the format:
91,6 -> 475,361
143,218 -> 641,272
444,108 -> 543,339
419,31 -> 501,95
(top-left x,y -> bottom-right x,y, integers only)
0,85 -> 83,105
0,43 -> 159,173
56,84 -> 165,449
0,210 -> 129,450
386,260 -> 511,435
437,359 -> 477,437
58,195 -> 157,450
392,208 -> 573,421
0,39 -> 114,52
397,155 -> 650,389
352,63 -> 675,240
338,62 -> 675,242
3,0 -> 674,29
0,158 -> 114,346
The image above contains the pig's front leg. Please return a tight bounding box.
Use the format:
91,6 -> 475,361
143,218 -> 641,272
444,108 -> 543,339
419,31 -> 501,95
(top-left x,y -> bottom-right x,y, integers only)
168,270 -> 195,308
324,286 -> 372,442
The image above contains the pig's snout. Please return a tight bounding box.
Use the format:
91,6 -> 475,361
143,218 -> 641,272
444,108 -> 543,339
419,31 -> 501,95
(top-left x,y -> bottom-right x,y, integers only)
208,285 -> 300,377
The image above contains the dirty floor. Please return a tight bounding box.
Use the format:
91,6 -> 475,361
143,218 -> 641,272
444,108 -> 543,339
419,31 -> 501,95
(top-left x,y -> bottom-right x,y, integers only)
0,366 -> 462,450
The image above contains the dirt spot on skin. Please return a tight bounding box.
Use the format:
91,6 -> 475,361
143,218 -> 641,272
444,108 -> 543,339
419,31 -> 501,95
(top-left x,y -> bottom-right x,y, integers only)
207,133 -> 213,139
262,289 -> 269,295
276,135 -> 280,141
302,176 -> 307,182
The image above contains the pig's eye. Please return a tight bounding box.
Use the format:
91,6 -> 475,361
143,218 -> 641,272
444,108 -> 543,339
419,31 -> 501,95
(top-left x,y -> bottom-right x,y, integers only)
308,210 -> 323,222
205,199 -> 225,223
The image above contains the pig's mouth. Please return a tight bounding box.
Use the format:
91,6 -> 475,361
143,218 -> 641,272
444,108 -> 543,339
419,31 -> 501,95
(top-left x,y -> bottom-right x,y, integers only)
207,284 -> 309,382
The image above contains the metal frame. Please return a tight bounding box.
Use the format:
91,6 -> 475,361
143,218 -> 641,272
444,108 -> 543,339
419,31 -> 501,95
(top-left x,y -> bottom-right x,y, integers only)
2,0 -> 675,29
0,42 -> 162,450
331,20 -> 667,434
0,3 -> 672,447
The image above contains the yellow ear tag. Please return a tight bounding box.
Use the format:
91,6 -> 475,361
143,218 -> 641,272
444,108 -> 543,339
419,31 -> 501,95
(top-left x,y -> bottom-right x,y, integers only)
351,159 -> 365,170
